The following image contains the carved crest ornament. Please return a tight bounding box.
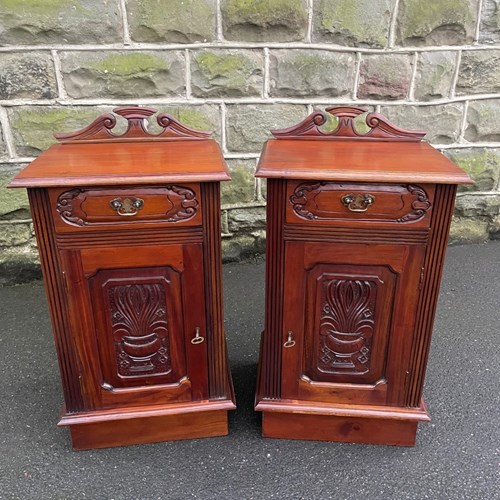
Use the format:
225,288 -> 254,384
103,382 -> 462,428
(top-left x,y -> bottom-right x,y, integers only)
272,106 -> 426,141
54,106 -> 212,143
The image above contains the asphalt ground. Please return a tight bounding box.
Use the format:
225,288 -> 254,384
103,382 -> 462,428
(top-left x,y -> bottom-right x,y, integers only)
0,241 -> 499,500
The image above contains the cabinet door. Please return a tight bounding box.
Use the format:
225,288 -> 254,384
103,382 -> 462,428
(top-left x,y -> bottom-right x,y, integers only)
61,243 -> 208,411
282,241 -> 426,406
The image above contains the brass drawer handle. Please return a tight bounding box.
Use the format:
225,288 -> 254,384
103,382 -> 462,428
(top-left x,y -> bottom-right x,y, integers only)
109,197 -> 144,216
191,327 -> 205,345
341,193 -> 375,212
283,331 -> 296,348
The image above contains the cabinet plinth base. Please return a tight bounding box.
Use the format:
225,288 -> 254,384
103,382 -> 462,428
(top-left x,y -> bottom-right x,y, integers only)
60,400 -> 235,450
262,411 -> 420,447
257,398 -> 429,447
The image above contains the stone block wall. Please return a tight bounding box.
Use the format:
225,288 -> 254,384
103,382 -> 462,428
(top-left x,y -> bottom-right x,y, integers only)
1,0 -> 499,283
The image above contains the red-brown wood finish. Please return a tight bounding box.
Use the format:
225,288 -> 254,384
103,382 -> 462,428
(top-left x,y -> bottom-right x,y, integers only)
9,107 -> 229,189
10,140 -> 230,188
271,106 -> 427,142
201,182 -> 234,400
286,181 -> 435,229
28,189 -> 84,412
255,107 -> 471,446
263,413 -> 419,446
10,108 -> 235,449
50,184 -> 202,232
54,106 -> 212,143
66,405 -> 230,450
259,179 -> 287,401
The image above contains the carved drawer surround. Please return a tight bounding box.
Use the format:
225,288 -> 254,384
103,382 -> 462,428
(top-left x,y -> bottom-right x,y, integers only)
50,184 -> 202,233
286,181 -> 434,228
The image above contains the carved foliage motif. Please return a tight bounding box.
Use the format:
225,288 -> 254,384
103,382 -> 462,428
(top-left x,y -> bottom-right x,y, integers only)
165,185 -> 198,222
290,182 -> 323,220
272,106 -> 426,141
108,283 -> 171,377
319,278 -> 376,375
56,188 -> 86,226
397,184 -> 432,222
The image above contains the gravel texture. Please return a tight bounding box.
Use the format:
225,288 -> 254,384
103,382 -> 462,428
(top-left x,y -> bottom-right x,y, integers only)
0,242 -> 499,499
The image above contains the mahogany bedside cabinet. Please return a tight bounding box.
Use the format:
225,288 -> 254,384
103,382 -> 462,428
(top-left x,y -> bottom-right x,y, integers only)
254,107 -> 472,446
9,107 -> 235,450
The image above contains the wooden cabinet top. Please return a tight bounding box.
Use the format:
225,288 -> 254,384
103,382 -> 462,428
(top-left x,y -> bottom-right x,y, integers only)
256,107 -> 472,185
10,107 -> 230,188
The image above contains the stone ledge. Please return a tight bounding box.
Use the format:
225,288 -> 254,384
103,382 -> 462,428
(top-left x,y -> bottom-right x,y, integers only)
455,194 -> 500,218
0,250 -> 41,286
449,217 -> 490,244
222,231 -> 265,262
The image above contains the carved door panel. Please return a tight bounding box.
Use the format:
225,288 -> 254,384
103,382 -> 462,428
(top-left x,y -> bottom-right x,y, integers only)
61,243 -> 208,410
282,241 -> 426,406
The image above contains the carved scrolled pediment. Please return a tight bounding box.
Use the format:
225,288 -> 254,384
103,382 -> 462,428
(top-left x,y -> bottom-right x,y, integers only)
271,106 -> 426,142
54,106 -> 212,143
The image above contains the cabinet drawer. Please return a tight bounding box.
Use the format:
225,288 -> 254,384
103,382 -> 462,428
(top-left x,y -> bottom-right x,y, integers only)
50,184 -> 202,233
286,181 -> 434,229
